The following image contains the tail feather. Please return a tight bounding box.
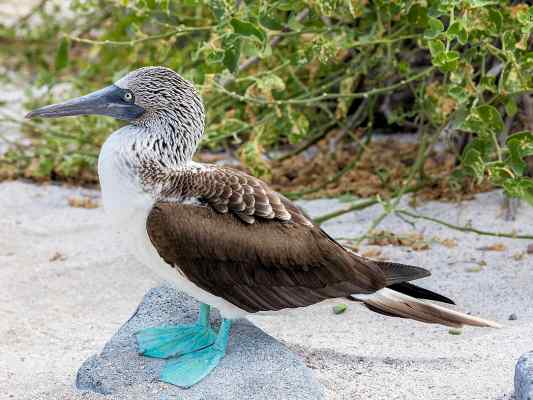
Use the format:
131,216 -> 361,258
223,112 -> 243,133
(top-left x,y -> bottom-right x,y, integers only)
376,261 -> 430,285
387,282 -> 455,305
353,288 -> 501,328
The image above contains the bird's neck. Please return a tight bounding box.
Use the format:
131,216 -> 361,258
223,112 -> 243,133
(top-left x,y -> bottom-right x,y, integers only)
107,119 -> 204,201
133,113 -> 204,167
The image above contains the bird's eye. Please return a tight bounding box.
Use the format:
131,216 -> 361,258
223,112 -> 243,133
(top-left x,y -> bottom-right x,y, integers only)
123,92 -> 134,102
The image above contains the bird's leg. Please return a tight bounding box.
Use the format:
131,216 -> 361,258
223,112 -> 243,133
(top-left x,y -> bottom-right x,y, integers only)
159,319 -> 233,388
135,303 -> 216,359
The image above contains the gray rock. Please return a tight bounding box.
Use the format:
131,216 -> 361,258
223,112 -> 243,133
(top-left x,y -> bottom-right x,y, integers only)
515,351 -> 533,400
76,286 -> 325,400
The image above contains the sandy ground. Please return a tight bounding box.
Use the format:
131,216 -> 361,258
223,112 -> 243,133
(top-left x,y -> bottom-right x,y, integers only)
0,181 -> 531,399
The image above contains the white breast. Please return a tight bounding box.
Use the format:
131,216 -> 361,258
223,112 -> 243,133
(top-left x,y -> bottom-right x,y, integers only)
98,127 -> 249,319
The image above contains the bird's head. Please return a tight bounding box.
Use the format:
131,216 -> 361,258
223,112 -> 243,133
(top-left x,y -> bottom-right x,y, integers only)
26,66 -> 205,131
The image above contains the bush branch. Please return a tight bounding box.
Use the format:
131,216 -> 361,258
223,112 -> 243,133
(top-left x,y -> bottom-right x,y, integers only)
396,209 -> 533,240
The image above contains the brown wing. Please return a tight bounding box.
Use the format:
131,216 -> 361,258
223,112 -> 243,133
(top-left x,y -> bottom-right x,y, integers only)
147,201 -> 387,313
160,166 -> 312,226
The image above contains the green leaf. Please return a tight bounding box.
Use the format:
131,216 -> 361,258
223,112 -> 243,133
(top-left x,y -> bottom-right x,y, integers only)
503,177 -> 533,205
479,76 -> 497,93
230,18 -> 267,46
37,157 -> 55,177
427,39 -> 445,56
287,13 -> 304,31
160,0 -> 170,14
461,105 -> 503,137
208,0 -> 226,21
398,61 -> 410,74
462,147 -> 485,182
487,9 -> 503,33
476,105 -> 504,133
408,4 -> 428,27
467,0 -> 498,7
502,66 -> 528,93
502,31 -> 517,52
444,50 -> 460,71
333,304 -> 348,315
504,96 -> 518,117
424,17 -> 444,39
259,13 -> 284,31
465,137 -> 493,159
55,37 -> 70,72
205,48 -> 224,65
487,162 -> 514,186
450,106 -> 469,130
448,85 -> 470,104
275,0 -> 303,11
288,112 -> 309,144
257,73 -> 285,92
507,131 -> 533,175
222,34 -> 241,74
433,50 -> 460,72
515,7 -> 531,26
447,21 -> 468,45
239,135 -> 271,179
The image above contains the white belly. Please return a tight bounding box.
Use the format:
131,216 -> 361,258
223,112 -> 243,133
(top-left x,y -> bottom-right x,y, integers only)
98,129 -> 249,319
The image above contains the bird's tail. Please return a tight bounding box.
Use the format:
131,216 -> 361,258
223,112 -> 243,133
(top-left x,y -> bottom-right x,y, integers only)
351,288 -> 501,328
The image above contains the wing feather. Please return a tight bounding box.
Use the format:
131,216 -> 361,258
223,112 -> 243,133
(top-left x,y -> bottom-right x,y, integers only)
150,165 -> 434,313
160,166 -> 306,225
147,202 -> 386,312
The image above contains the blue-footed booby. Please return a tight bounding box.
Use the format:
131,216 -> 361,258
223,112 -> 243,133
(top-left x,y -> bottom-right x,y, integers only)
27,66 -> 500,388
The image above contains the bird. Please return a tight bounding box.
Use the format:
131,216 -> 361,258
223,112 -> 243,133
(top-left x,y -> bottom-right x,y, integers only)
26,66 -> 500,388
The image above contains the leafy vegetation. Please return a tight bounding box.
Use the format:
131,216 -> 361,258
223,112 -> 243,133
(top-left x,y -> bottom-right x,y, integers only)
1,0 -> 533,205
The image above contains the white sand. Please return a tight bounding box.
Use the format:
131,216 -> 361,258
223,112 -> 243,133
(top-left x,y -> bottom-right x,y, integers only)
0,181 -> 531,399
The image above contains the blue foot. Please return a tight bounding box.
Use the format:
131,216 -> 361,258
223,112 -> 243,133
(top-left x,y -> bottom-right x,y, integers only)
135,304 -> 215,359
160,319 -> 232,388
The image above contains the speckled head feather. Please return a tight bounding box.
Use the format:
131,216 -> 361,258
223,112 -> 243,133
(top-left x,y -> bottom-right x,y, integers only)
115,67 -> 205,125
114,67 -> 206,163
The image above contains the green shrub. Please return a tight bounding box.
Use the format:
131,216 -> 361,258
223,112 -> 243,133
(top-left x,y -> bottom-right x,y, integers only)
1,0 -> 533,202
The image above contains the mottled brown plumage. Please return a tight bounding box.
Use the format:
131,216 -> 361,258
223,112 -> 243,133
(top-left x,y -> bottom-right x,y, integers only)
158,166 -> 310,225
147,201 -> 380,312
146,169 -> 431,313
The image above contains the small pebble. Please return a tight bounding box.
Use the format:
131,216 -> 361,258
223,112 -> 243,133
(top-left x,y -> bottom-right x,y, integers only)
509,313 -> 518,321
527,243 -> 533,254
49,252 -> 67,262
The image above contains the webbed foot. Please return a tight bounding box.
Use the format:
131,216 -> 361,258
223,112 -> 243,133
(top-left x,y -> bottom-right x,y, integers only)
135,303 -> 215,358
159,318 -> 232,388
160,345 -> 225,387
135,323 -> 216,358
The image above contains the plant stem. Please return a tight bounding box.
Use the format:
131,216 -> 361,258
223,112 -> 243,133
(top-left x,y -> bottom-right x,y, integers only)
313,185 -> 422,225
396,209 -> 533,240
68,25 -> 213,46
313,197 -> 380,225
214,67 -> 434,106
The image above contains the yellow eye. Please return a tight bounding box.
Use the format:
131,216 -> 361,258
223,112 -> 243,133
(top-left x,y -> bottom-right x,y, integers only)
124,92 -> 133,102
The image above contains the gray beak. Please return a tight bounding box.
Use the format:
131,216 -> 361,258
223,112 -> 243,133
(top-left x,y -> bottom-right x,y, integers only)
26,85 -> 145,121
